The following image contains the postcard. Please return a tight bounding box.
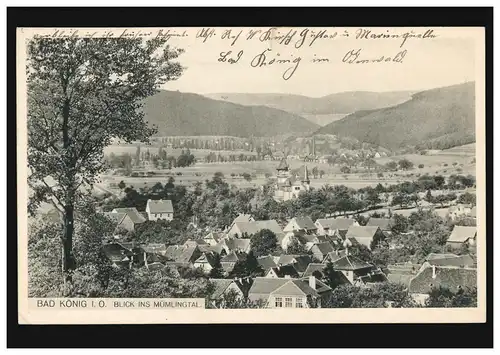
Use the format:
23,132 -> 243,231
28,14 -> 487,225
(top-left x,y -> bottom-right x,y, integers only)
17,26 -> 486,324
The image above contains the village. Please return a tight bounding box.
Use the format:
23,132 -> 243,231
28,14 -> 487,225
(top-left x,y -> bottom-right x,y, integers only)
97,157 -> 478,309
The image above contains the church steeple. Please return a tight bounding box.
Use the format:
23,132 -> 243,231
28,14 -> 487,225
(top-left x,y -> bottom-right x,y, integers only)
277,158 -> 289,171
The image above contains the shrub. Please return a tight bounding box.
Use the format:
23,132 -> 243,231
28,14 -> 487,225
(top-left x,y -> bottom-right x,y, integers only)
418,164 -> 424,169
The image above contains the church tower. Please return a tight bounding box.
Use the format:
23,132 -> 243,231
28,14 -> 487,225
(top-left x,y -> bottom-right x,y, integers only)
276,158 -> 290,185
301,165 -> 311,190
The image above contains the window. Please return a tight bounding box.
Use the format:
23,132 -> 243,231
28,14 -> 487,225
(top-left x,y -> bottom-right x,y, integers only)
296,298 -> 303,308
274,297 -> 283,308
295,187 -> 301,191
285,297 -> 293,308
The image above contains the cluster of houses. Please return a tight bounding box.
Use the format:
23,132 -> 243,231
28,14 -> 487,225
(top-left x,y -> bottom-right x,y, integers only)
101,204 -> 478,308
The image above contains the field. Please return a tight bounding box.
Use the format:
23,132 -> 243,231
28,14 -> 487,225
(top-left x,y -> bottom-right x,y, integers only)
103,145 -> 257,159
101,143 -> 477,193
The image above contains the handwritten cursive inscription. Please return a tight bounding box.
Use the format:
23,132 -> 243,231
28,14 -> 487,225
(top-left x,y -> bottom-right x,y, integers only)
250,48 -> 302,80
218,50 -> 244,64
355,28 -> 437,48
342,48 -> 407,64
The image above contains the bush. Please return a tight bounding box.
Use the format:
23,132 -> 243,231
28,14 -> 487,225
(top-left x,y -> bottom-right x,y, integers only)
418,164 -> 424,169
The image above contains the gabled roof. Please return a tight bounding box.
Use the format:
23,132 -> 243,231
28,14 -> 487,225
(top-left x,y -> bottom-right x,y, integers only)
277,254 -> 297,265
248,277 -> 290,295
302,263 -> 327,277
296,234 -> 319,244
408,265 -> 477,294
209,279 -> 236,300
194,252 -> 217,266
291,216 -> 317,231
311,242 -> 334,256
366,218 -> 393,230
102,243 -> 134,262
330,255 -> 373,271
140,243 -> 167,255
387,273 -> 414,287
346,225 -> 381,239
324,250 -> 348,263
447,226 -> 477,243
224,238 -> 251,252
293,255 -> 314,273
315,218 -> 356,231
198,242 -> 225,255
204,231 -> 226,243
221,251 -> 241,263
232,214 -> 254,224
257,256 -> 278,270
426,254 -> 476,268
272,280 -> 316,297
112,207 -> 147,224
104,212 -> 127,224
147,199 -> 174,214
269,265 -> 300,278
231,220 -> 283,237
165,245 -> 199,263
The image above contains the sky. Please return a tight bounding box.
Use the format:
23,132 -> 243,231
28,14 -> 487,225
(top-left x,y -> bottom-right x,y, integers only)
158,27 -> 480,97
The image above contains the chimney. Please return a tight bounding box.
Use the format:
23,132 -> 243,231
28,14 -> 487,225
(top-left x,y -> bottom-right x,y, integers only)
432,265 -> 437,279
309,276 -> 316,290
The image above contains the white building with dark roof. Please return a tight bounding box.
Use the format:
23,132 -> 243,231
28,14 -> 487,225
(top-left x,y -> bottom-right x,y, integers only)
446,226 -> 477,250
146,199 -> 174,221
273,158 -> 311,202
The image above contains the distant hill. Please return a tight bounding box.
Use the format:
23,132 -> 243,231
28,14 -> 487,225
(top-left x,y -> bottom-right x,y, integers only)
315,82 -> 476,150
142,90 -> 319,137
204,91 -> 414,125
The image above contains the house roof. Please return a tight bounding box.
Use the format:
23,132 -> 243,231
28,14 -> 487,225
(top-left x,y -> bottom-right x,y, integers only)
296,233 -> 319,244
408,265 -> 477,294
204,231 -> 226,243
426,253 -> 460,261
269,265 -> 300,278
221,251 -> 241,263
147,199 -> 174,214
426,254 -> 476,268
209,279 -> 235,300
311,242 -> 334,256
198,242 -> 225,255
165,245 -> 199,263
447,226 -> 477,243
195,252 -> 218,266
248,277 -> 290,295
112,207 -> 147,224
290,216 -> 317,231
366,218 -> 393,230
346,226 -> 381,239
102,243 -> 134,262
224,238 -> 251,252
358,270 -> 388,284
232,214 -> 254,224
231,220 -> 283,237
302,263 -> 327,277
277,254 -> 297,265
387,273 -> 414,287
257,256 -> 278,270
315,218 -> 356,231
324,250 -> 348,263
104,212 -> 127,224
272,280 -> 317,297
293,255 -> 314,273
277,158 -> 289,170
140,243 -> 167,255
330,255 -> 373,271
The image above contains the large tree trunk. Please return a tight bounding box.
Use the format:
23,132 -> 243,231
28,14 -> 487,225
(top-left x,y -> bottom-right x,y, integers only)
62,205 -> 75,273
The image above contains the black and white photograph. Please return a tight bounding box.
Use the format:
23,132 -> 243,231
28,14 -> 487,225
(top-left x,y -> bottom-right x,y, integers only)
16,24 -> 486,324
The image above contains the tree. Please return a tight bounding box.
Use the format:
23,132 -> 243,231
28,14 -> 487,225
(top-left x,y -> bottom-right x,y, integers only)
340,166 -> 350,174
135,145 -> 141,166
27,37 -> 184,282
323,262 -> 350,290
285,237 -> 307,254
425,286 -> 477,308
118,180 -> 126,190
242,172 -> 252,182
312,166 -> 319,179
319,170 -> 325,178
250,229 -> 279,257
229,251 -> 264,278
398,159 -> 414,170
418,164 -> 424,169
209,254 -> 225,279
385,161 -> 398,171
458,192 -> 476,206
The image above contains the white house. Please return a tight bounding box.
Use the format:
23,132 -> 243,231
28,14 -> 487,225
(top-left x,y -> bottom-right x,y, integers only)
146,199 -> 174,221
